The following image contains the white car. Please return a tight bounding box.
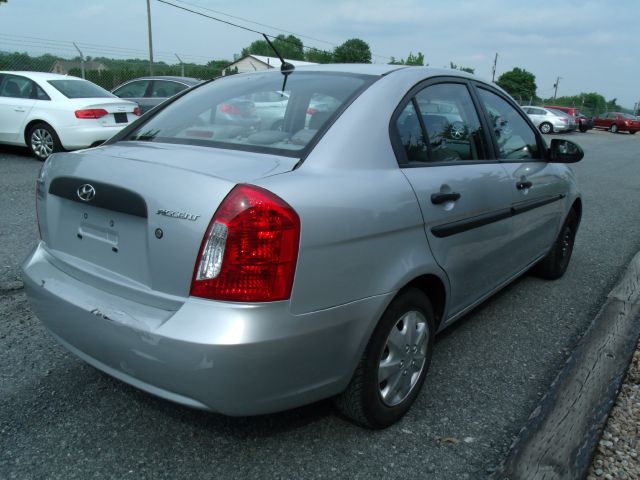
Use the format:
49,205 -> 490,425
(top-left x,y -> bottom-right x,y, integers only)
0,71 -> 140,160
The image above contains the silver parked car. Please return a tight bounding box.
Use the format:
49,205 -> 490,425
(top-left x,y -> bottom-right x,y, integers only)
23,65 -> 584,428
522,105 -> 576,134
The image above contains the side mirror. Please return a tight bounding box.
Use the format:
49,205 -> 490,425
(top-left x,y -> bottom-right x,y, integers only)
548,138 -> 584,163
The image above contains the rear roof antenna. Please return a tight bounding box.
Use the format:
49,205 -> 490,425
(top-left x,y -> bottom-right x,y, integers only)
262,34 -> 295,94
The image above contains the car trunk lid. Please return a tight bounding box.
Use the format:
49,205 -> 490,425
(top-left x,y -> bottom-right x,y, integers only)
37,142 -> 297,302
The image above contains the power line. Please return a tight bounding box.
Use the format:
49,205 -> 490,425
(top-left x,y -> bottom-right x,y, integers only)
171,0 -> 338,48
155,0 -> 392,61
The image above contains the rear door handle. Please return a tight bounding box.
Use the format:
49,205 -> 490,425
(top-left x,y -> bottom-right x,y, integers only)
516,181 -> 532,190
14,108 -> 26,112
431,192 -> 461,204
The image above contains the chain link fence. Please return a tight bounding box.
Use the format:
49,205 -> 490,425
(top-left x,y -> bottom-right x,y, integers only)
0,49 -> 230,91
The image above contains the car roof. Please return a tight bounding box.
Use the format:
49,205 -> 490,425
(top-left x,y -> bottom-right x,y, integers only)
124,75 -> 201,85
0,71 -> 86,81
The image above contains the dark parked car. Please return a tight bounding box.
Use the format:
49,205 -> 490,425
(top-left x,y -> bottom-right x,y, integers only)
545,105 -> 593,132
593,112 -> 640,134
112,76 -> 201,114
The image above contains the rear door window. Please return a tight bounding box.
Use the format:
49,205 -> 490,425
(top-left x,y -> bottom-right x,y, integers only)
150,80 -> 188,98
113,80 -> 150,98
394,82 -> 487,164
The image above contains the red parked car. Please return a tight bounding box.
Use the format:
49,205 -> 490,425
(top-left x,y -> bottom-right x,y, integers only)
592,112 -> 640,134
544,105 -> 593,132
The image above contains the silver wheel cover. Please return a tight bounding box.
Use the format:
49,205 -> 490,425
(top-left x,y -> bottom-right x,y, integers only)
377,310 -> 429,406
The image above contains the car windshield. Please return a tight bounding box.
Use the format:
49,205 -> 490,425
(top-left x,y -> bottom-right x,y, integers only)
48,79 -> 114,99
122,71 -> 374,156
621,113 -> 636,119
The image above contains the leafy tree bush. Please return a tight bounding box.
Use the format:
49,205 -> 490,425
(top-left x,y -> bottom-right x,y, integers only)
333,38 -> 372,63
496,67 -> 537,102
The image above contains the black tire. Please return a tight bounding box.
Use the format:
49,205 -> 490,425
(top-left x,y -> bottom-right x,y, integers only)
27,123 -> 62,161
610,124 -> 619,134
539,122 -> 553,134
532,210 -> 578,280
334,288 -> 435,429
629,131 -> 636,135
579,125 -> 588,133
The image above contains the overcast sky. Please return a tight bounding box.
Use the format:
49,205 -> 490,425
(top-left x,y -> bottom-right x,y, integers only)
1,0 -> 638,107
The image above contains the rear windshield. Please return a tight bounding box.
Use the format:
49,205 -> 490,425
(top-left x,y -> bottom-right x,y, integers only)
121,71 -> 374,156
48,79 -> 114,99
621,113 -> 636,119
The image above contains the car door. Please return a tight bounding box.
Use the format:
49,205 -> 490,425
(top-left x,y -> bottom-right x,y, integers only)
473,86 -> 567,273
0,74 -> 36,143
148,80 -> 189,111
112,80 -> 151,113
394,80 -> 515,317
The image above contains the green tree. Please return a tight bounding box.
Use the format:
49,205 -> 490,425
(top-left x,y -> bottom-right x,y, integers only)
241,34 -> 305,61
389,52 -> 426,66
305,48 -> 333,63
333,38 -> 372,63
495,67 -> 537,101
449,62 -> 474,74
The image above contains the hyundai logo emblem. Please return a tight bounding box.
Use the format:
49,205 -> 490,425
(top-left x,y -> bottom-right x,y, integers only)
77,184 -> 96,202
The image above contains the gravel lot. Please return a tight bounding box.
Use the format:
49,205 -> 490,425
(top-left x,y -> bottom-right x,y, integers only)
1,130 -> 640,479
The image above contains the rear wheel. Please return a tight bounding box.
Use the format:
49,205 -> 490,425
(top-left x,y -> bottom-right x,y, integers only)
629,131 -> 636,135
27,123 -> 62,161
334,288 -> 435,428
610,124 -> 619,133
539,122 -> 553,134
532,211 -> 578,280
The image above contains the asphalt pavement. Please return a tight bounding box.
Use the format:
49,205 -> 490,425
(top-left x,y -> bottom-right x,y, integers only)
1,130 -> 640,479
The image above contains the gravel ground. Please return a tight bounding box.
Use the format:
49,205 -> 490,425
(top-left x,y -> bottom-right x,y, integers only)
588,343 -> 640,479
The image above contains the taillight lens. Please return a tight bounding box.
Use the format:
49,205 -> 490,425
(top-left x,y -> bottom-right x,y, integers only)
220,103 -> 240,115
133,106 -> 142,116
75,108 -> 108,119
190,184 -> 300,302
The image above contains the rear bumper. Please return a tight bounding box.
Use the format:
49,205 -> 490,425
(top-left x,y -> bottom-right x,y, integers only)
22,243 -> 390,415
57,124 -> 129,150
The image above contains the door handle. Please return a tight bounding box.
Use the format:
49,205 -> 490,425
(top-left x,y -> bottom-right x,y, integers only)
431,192 -> 461,204
516,181 -> 532,190
14,108 -> 26,112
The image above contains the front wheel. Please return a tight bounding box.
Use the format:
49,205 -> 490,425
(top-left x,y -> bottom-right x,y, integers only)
539,122 -> 553,134
610,124 -> 619,133
532,211 -> 578,280
629,131 -> 636,135
334,288 -> 435,428
27,123 -> 62,161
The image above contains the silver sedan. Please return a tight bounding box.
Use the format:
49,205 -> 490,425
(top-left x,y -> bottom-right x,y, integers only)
23,65 -> 583,428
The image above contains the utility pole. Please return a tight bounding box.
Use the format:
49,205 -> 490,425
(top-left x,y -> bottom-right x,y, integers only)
553,76 -> 562,99
146,0 -> 154,75
73,42 -> 85,79
491,52 -> 498,82
175,54 -> 184,77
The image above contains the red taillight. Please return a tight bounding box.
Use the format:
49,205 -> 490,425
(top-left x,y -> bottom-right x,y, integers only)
220,103 -> 240,115
306,107 -> 318,115
75,108 -> 108,119
560,117 -> 567,123
190,184 -> 300,302
133,106 -> 142,116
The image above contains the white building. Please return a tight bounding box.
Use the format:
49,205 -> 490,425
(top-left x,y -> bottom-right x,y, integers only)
222,55 -> 317,75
